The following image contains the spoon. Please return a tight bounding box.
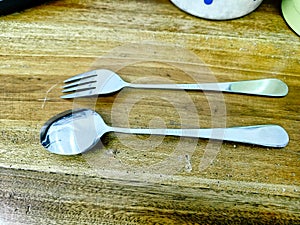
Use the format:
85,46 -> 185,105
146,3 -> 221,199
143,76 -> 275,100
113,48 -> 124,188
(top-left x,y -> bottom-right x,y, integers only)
40,109 -> 289,155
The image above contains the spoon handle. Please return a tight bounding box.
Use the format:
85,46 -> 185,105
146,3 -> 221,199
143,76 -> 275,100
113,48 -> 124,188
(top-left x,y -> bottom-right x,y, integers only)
113,125 -> 289,148
128,79 -> 288,97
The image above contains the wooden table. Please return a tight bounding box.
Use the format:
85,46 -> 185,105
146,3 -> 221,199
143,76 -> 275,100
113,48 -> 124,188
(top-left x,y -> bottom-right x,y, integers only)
1,0 -> 299,224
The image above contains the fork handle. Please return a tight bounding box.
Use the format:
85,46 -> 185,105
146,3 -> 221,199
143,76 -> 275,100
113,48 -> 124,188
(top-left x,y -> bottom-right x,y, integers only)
113,125 -> 289,148
128,78 -> 288,97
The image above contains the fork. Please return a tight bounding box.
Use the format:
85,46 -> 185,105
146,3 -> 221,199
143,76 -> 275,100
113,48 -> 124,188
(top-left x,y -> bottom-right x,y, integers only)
61,69 -> 288,98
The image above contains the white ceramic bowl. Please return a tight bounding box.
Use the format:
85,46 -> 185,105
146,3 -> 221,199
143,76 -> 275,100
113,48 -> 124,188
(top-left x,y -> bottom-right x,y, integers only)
170,0 -> 264,20
282,0 -> 300,36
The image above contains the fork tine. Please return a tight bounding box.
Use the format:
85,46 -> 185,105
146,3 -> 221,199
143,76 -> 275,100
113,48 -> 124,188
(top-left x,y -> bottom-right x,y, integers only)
61,89 -> 96,99
62,75 -> 97,90
61,85 -> 94,93
64,70 -> 97,83
63,80 -> 82,89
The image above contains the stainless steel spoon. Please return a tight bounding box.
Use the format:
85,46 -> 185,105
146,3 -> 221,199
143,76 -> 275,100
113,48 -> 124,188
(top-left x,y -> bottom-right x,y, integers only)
40,109 -> 289,155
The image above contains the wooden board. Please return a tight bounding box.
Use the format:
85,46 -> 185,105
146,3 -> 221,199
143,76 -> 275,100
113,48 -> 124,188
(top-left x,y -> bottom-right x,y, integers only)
0,0 -> 299,223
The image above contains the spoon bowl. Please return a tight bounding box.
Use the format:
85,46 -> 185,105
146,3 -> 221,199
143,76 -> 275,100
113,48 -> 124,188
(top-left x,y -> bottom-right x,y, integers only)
40,109 -> 289,155
40,109 -> 110,155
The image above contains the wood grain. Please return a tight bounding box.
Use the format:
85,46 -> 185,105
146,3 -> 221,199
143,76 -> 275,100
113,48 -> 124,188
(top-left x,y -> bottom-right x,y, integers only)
0,0 -> 299,224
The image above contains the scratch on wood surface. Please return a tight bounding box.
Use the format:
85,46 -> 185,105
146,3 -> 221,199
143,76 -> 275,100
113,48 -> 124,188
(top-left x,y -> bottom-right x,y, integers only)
40,84 -> 58,109
185,154 -> 192,172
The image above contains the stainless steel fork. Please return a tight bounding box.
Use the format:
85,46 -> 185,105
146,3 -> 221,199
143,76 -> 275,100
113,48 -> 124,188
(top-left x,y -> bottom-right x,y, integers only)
61,69 -> 288,98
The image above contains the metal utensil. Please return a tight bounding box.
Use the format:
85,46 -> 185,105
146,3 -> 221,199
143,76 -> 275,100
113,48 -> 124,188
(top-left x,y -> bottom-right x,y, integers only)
61,69 -> 288,99
40,109 -> 289,155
